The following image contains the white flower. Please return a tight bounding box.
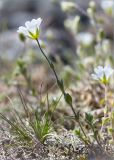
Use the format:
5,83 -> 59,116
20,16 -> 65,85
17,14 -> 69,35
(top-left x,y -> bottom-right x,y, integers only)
91,65 -> 113,84
64,16 -> 80,34
101,0 -> 114,15
101,0 -> 114,10
76,32 -> 94,46
17,18 -> 42,39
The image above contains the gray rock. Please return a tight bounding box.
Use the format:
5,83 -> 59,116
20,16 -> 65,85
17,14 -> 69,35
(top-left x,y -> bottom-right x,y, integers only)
7,12 -> 39,29
0,0 -> 51,30
0,30 -> 38,60
0,31 -> 24,60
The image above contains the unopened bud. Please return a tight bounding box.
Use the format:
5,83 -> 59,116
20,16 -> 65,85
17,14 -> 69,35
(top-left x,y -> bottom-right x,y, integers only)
19,33 -> 26,42
61,1 -> 76,13
97,28 -> 105,42
89,1 -> 96,11
87,8 -> 94,19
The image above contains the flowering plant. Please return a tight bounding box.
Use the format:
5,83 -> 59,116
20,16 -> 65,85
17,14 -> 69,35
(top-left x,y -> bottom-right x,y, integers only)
91,65 -> 113,84
17,18 -> 42,39
17,17 -> 89,144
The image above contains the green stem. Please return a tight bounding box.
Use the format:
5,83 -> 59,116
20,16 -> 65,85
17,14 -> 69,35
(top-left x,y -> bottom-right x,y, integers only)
78,119 -> 88,140
101,84 -> 108,133
36,40 -> 59,83
111,113 -> 114,141
36,39 -> 88,140
90,123 -> 102,149
104,84 -> 108,117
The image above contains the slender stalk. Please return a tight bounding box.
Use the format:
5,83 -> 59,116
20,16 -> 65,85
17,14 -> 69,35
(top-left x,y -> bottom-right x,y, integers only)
69,103 -> 88,140
101,84 -> 108,133
111,113 -> 114,141
104,84 -> 108,117
78,119 -> 88,140
36,40 -> 59,83
90,123 -> 103,149
36,39 -> 88,140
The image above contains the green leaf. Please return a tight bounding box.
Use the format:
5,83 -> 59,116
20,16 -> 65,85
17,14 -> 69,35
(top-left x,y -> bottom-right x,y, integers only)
85,113 -> 93,124
19,33 -> 26,42
64,93 -> 72,105
75,128 -> 81,137
102,117 -> 110,125
75,111 -> 80,121
58,79 -> 64,93
108,127 -> 114,134
50,61 -> 54,69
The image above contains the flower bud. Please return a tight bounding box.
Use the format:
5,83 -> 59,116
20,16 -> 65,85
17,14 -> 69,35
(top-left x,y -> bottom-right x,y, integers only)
19,33 -> 26,42
102,39 -> 111,53
64,16 -> 80,34
87,8 -> 94,19
89,1 -> 96,12
61,1 -> 76,13
97,28 -> 105,42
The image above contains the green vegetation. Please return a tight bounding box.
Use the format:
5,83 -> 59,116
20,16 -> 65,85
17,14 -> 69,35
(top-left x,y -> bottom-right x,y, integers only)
0,0 -> 114,159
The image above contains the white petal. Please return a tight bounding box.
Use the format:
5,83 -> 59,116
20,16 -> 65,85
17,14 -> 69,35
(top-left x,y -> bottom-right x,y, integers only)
97,72 -> 104,79
36,18 -> 42,26
94,66 -> 103,74
91,74 -> 99,80
25,21 -> 31,28
28,26 -> 36,34
30,18 -> 42,29
31,19 -> 38,25
17,26 -> 29,36
94,66 -> 104,79
104,66 -> 113,79
101,0 -> 114,10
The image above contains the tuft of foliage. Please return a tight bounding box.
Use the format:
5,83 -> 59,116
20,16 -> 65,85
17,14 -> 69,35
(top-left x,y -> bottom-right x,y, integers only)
0,89 -> 53,145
